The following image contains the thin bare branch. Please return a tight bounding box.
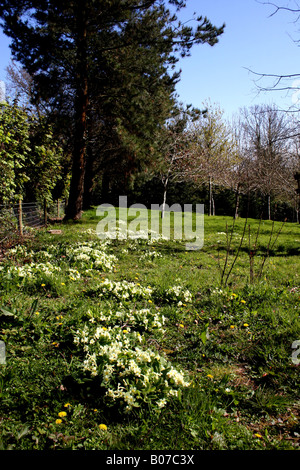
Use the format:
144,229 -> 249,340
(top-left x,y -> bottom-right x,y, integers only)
257,1 -> 300,18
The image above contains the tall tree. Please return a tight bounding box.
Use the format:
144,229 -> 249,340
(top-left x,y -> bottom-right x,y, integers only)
282,118 -> 300,220
241,104 -> 292,219
188,102 -> 237,215
150,106 -> 201,217
0,0 -> 225,219
228,114 -> 254,219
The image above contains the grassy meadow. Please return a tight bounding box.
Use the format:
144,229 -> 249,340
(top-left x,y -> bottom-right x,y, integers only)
0,207 -> 299,450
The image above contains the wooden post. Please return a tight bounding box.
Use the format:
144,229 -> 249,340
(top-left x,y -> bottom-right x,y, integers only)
57,199 -> 60,218
44,199 -> 47,226
18,199 -> 23,236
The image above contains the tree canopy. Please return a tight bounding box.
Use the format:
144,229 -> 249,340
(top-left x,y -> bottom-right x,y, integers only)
0,101 -> 63,204
0,0 -> 225,218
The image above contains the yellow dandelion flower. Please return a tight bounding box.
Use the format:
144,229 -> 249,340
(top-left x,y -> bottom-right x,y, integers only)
64,403 -> 71,408
243,323 -> 249,327
254,433 -> 263,438
35,311 -> 40,315
230,325 -> 235,329
56,419 -> 62,424
41,284 -> 46,287
99,424 -> 108,431
240,300 -> 246,304
58,411 -> 67,418
61,282 -> 65,286
179,324 -> 184,328
207,374 -> 213,379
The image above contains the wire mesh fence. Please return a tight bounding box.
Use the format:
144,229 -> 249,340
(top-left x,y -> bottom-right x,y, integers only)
46,199 -> 66,223
18,201 -> 45,229
0,199 -> 65,251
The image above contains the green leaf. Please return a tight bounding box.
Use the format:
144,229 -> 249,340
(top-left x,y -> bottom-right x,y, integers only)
0,306 -> 15,317
200,323 -> 209,345
28,299 -> 39,319
200,330 -> 207,345
17,427 -> 30,440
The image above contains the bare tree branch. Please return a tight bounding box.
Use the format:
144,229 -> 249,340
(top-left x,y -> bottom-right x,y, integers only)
256,1 -> 300,18
248,2 -> 300,111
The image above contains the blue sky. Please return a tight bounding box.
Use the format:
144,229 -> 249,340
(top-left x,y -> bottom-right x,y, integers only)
0,0 -> 299,118
174,0 -> 300,118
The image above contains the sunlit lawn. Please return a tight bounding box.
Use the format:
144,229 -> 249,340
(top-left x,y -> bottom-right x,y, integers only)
0,207 -> 299,450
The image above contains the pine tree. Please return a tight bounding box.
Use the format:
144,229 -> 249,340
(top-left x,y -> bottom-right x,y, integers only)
0,0 -> 225,219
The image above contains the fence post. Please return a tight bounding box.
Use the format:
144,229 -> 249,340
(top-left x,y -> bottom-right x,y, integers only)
44,199 -> 47,226
18,199 -> 23,236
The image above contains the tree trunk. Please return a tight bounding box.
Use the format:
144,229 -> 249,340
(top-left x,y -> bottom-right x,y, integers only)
267,194 -> 271,220
101,170 -> 111,202
65,1 -> 88,220
161,177 -> 168,219
234,184 -> 240,219
208,176 -> 212,216
82,151 -> 94,210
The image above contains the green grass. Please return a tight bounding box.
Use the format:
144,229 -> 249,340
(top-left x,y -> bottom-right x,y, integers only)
0,208 -> 299,450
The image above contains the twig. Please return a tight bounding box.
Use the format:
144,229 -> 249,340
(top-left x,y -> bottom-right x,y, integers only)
223,217 -> 248,287
249,217 -> 262,284
257,219 -> 286,279
220,217 -> 237,286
